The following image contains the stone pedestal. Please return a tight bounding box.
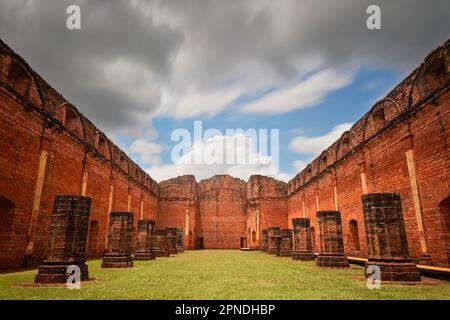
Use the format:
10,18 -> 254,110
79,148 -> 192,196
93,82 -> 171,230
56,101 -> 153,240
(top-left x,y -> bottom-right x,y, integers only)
279,229 -> 293,257
268,227 -> 281,255
362,193 -> 421,282
153,230 -> 170,257
166,227 -> 178,254
261,229 -> 268,252
134,219 -> 156,261
292,218 -> 315,261
176,227 -> 184,253
35,195 -> 91,283
316,211 -> 349,268
101,212 -> 134,268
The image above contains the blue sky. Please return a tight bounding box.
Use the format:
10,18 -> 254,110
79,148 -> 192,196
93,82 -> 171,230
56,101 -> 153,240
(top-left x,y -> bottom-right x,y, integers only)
1,0 -> 447,182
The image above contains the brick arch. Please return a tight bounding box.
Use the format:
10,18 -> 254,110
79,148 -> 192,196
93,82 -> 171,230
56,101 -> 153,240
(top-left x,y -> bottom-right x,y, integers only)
114,150 -> 130,174
336,130 -> 358,160
55,102 -> 87,140
94,131 -> 112,160
318,150 -> 332,174
408,40 -> 449,108
304,164 -> 316,182
0,50 -> 45,110
362,98 -> 402,141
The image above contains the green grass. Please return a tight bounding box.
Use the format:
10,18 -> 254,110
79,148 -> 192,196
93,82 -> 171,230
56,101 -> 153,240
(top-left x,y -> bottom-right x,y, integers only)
0,250 -> 449,300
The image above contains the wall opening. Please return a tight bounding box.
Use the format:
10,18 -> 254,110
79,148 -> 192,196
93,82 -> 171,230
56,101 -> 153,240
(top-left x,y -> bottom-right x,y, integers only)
7,62 -> 31,97
373,108 -> 386,131
0,196 -> 15,255
97,135 -> 108,158
340,137 -> 350,155
87,220 -> 99,258
65,109 -> 82,136
438,196 -> 450,263
349,219 -> 361,252
251,230 -> 256,243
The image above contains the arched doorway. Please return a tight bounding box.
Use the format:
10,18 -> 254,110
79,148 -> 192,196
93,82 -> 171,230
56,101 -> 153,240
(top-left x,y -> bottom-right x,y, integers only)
0,196 -> 15,257
439,196 -> 450,263
87,220 -> 99,258
251,231 -> 256,243
349,219 -> 361,253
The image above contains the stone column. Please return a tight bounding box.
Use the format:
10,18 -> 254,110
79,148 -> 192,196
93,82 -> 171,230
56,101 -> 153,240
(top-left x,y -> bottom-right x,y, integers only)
261,229 -> 268,252
316,211 -> 349,268
153,230 -> 170,257
101,212 -> 134,268
279,229 -> 293,257
176,227 -> 184,253
362,193 -> 421,281
292,218 -> 315,261
166,227 -> 178,254
268,227 -> 281,255
134,219 -> 156,261
35,195 -> 91,283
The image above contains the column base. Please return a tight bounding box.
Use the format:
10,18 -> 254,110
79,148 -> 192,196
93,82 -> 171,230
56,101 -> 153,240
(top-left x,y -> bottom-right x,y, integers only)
365,260 -> 421,282
133,252 -> 156,261
279,250 -> 292,257
154,249 -> 170,257
292,250 -> 315,261
101,254 -> 133,268
35,260 -> 89,283
316,253 -> 349,268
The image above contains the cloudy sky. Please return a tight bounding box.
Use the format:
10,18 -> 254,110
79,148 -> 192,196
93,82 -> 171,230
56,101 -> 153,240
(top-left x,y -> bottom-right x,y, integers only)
1,0 -> 449,182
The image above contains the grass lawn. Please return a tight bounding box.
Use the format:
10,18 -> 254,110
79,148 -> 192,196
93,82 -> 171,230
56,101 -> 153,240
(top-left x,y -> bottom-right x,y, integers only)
0,250 -> 449,300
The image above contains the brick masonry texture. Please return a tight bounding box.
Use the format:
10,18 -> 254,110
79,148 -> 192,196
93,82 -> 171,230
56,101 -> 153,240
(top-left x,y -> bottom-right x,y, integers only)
0,38 -> 449,269
34,195 -> 91,283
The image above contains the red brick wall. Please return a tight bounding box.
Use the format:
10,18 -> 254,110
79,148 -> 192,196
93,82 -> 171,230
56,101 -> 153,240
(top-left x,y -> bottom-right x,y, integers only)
198,175 -> 247,249
287,41 -> 450,266
0,40 -> 160,268
0,38 -> 449,268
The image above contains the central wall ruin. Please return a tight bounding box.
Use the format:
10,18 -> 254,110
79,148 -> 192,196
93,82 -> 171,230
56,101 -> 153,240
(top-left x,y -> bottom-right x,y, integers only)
157,175 -> 287,249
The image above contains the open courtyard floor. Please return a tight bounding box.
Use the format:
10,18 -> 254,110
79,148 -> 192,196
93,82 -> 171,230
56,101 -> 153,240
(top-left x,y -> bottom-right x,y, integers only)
1,250 -> 449,300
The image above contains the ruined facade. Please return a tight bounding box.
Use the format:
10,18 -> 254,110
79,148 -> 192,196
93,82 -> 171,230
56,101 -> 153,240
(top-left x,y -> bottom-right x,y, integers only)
0,38 -> 449,269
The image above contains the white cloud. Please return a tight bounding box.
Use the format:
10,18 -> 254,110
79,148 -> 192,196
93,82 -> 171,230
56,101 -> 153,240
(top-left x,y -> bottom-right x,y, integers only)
292,159 -> 310,172
240,69 -> 353,114
157,87 -> 243,119
289,123 -> 352,169
129,139 -> 164,165
145,132 -> 289,182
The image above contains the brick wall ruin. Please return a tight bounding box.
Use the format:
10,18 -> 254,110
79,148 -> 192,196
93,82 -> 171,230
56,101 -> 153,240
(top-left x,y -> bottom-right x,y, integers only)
0,38 -> 449,268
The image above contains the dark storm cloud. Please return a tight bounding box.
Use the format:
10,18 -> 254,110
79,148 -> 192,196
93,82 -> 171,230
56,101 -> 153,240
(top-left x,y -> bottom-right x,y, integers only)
0,0 -> 182,133
0,0 -> 449,131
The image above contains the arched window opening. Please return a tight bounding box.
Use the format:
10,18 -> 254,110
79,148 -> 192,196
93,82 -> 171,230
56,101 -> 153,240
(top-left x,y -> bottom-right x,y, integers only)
438,196 -> 450,262
87,220 -> 99,258
340,137 -> 350,155
65,109 -> 82,137
349,219 -> 361,252
7,62 -> 31,97
0,196 -> 15,255
307,168 -> 312,180
373,108 -> 386,131
320,155 -> 328,171
97,135 -> 108,157
310,226 -> 316,251
118,154 -> 127,172
251,231 -> 256,243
